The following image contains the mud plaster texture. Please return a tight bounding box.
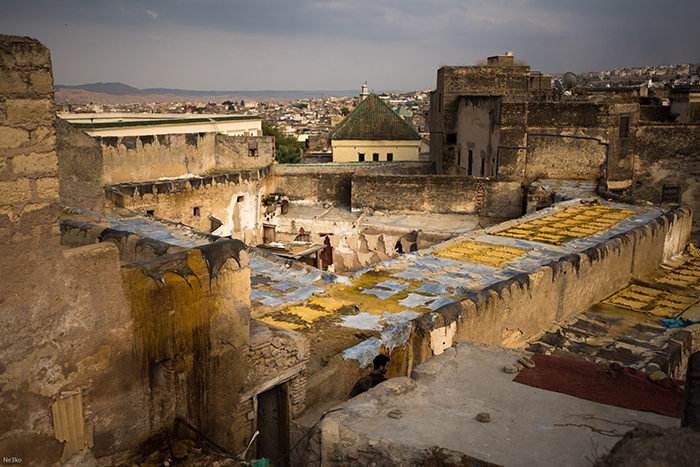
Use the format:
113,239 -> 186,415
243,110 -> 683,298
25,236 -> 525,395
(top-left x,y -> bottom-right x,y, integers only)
315,341 -> 680,467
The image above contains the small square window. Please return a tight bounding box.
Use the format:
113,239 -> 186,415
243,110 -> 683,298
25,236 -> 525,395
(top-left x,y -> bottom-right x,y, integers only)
373,153 -> 379,161
446,133 -> 457,144
193,207 -> 200,216
237,195 -> 245,203
248,143 -> 258,157
661,185 -> 680,204
146,210 -> 155,216
358,153 -> 365,162
387,153 -> 393,162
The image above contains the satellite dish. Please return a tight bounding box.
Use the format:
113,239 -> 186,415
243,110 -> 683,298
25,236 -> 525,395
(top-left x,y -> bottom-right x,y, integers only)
563,72 -> 578,89
554,80 -> 564,92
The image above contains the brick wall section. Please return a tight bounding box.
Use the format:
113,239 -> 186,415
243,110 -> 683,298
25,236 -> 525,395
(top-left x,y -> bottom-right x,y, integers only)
629,124 -> 700,243
274,162 -> 435,205
99,132 -> 274,185
56,117 -> 105,214
351,175 -> 523,218
0,35 -> 59,301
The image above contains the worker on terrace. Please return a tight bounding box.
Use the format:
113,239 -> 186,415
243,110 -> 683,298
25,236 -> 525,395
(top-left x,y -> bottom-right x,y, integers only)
349,354 -> 390,398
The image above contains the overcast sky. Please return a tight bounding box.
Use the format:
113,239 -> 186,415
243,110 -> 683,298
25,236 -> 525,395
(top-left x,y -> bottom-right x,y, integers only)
2,0 -> 697,92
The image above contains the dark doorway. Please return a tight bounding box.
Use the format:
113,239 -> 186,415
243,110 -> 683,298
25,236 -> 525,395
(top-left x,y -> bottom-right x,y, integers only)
263,225 -> 276,243
256,383 -> 290,466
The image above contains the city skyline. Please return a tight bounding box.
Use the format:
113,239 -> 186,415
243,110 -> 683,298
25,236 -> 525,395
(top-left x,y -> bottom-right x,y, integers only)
2,0 -> 698,92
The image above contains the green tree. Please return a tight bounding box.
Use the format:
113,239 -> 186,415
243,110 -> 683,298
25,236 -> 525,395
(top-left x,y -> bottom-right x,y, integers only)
275,145 -> 301,164
240,100 -> 245,107
263,120 -> 303,164
262,120 -> 303,150
341,107 -> 350,116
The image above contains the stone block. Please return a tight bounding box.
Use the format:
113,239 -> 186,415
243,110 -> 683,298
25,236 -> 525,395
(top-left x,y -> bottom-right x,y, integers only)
0,178 -> 31,204
12,151 -> 58,177
5,99 -> 54,125
0,127 -> 30,149
35,177 -> 59,199
32,125 -> 56,147
0,69 -> 28,94
30,69 -> 53,94
0,36 -> 51,67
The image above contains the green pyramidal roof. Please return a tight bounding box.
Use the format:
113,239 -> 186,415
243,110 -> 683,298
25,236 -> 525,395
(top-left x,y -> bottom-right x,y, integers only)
331,93 -> 421,141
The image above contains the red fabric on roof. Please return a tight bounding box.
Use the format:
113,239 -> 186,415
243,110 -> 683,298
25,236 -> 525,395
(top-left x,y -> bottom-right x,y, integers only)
513,353 -> 684,418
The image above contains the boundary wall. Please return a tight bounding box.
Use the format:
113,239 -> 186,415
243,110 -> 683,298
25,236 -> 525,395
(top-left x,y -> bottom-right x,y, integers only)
274,161 -> 435,205
351,175 -> 524,218
329,205 -> 693,408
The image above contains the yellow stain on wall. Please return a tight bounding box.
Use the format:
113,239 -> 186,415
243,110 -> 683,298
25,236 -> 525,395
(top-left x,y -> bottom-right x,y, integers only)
433,241 -> 530,267
494,205 -> 636,244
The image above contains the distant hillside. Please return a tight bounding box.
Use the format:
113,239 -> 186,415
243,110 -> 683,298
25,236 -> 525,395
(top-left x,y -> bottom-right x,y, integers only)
54,82 -> 361,104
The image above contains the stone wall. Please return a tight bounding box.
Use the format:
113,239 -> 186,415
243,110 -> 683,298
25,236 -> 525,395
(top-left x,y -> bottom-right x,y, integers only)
351,175 -> 524,219
274,162 -> 435,205
100,131 -> 274,185
0,35 -> 307,466
330,206 -> 692,406
406,207 -> 692,373
629,124 -> 700,243
120,242 -> 253,456
56,117 -> 105,214
106,164 -> 274,244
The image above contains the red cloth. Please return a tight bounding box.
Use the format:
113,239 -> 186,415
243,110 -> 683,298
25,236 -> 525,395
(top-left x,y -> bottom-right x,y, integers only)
513,353 -> 685,418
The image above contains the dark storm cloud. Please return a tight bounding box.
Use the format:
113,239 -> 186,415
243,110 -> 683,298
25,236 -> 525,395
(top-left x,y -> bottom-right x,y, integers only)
1,0 -> 698,91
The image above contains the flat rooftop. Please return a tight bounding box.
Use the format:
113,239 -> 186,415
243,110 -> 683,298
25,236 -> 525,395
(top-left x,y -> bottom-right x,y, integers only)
319,340 -> 680,467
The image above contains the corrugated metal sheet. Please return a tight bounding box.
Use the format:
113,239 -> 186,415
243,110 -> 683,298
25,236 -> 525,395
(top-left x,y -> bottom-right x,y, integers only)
52,390 -> 89,462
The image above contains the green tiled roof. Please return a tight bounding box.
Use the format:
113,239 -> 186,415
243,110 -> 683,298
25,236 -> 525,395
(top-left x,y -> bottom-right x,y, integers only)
331,94 -> 421,141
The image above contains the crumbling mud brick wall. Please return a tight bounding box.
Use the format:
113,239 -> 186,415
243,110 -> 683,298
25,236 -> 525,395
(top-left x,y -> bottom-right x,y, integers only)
629,124 -> 700,244
351,175 -> 523,219
0,35 -> 148,466
99,132 -> 273,185
56,117 -> 105,215
106,165 -> 274,244
60,220 -> 310,457
430,65 -> 531,175
273,161 -> 435,206
408,207 -> 692,370
121,241 -> 257,455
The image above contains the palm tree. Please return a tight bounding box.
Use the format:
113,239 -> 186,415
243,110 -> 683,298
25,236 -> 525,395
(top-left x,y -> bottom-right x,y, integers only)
275,145 -> 301,164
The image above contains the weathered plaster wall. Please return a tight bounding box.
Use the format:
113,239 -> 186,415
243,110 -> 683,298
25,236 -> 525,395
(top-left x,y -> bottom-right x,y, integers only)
0,37 -> 148,465
121,244 -> 254,454
274,162 -> 435,205
331,140 -> 420,163
456,96 -> 501,177
56,117 -> 105,214
107,165 -> 274,244
351,175 -> 524,219
0,36 -> 304,466
101,132 -> 274,185
628,124 -> 700,243
408,208 -> 692,369
524,132 -> 609,182
430,65 -> 530,175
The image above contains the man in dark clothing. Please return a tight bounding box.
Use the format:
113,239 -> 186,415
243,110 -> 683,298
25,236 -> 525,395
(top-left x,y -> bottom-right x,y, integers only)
349,354 -> 390,398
